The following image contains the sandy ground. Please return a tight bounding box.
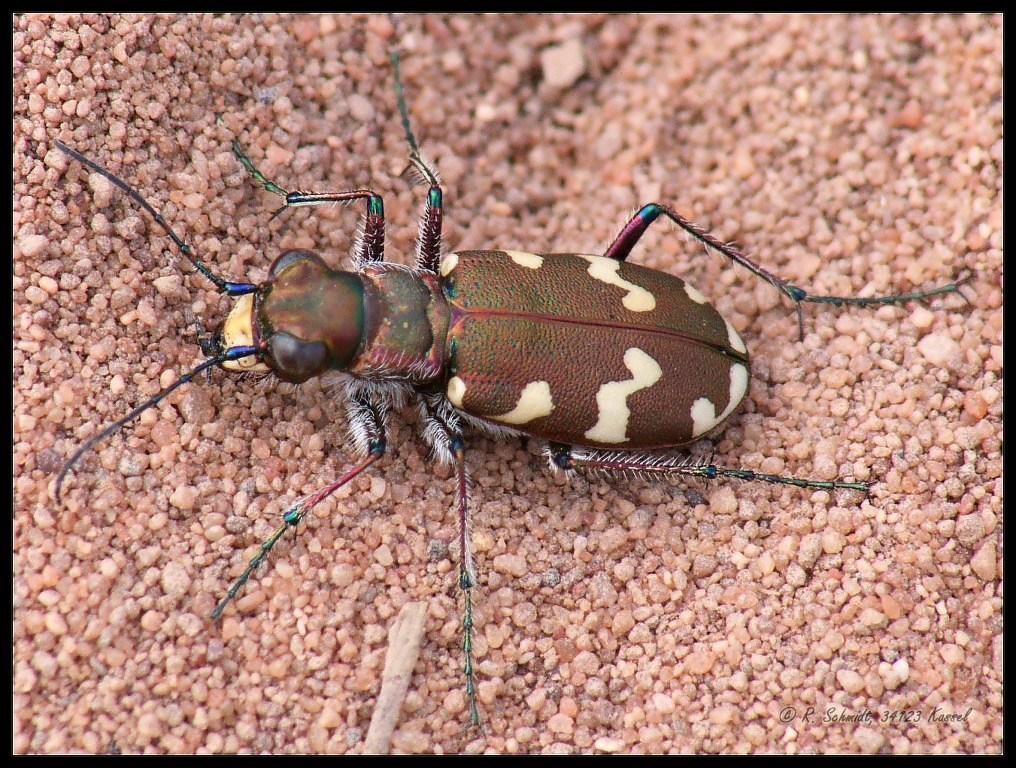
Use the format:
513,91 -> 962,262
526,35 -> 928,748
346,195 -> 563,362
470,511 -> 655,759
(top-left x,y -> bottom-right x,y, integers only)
14,14 -> 1001,754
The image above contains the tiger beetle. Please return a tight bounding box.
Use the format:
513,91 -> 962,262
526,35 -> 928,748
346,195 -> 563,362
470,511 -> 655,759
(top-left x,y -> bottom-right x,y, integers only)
53,50 -> 967,727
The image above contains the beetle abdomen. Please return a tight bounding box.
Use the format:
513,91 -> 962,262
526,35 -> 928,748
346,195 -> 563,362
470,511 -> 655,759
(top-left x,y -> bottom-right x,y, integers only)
442,251 -> 750,448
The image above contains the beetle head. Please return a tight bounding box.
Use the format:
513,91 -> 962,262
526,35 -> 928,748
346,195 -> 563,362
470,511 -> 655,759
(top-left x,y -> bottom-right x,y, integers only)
211,249 -> 365,384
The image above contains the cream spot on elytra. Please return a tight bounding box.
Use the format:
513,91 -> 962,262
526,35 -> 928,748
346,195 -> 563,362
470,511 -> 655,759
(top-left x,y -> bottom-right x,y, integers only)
490,381 -> 554,424
578,254 -> 656,312
584,347 -> 663,443
725,318 -> 747,355
439,252 -> 459,277
504,250 -> 544,270
447,375 -> 467,407
684,282 -> 708,305
690,362 -> 749,437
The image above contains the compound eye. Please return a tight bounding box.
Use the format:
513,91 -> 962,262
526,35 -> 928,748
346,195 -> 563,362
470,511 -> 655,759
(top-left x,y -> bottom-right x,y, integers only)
269,249 -> 326,280
266,331 -> 329,383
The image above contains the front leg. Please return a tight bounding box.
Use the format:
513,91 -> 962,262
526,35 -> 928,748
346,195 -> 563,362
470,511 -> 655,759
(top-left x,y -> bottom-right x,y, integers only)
232,141 -> 387,264
210,388 -> 390,620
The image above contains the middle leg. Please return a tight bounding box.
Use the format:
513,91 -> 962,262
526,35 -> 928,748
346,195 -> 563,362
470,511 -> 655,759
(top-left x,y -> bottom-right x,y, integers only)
419,392 -> 481,727
390,49 -> 445,273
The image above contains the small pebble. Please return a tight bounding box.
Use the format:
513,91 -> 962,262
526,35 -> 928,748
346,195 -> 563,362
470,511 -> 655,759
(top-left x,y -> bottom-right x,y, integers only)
540,37 -> 585,89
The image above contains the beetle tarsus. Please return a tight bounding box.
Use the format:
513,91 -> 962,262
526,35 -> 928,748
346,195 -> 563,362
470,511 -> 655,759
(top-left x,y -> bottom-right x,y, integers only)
461,585 -> 482,729
390,49 -> 445,272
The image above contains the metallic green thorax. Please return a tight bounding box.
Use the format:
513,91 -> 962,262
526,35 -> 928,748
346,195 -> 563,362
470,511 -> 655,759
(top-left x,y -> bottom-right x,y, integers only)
354,265 -> 449,381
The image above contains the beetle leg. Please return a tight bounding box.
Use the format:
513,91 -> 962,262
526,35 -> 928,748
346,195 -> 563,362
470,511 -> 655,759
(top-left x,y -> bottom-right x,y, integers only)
604,203 -> 968,339
210,390 -> 389,620
547,443 -> 870,494
387,51 -> 445,274
231,141 -> 387,264
414,185 -> 444,273
451,436 -> 482,727
603,203 -> 669,262
419,393 -> 482,726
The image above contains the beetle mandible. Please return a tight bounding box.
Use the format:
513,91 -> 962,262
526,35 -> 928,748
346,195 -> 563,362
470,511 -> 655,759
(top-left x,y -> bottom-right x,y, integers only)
53,50 -> 966,726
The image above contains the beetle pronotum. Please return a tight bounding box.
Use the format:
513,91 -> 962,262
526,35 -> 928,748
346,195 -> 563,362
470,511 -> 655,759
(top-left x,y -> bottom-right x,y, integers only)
52,50 -> 966,726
